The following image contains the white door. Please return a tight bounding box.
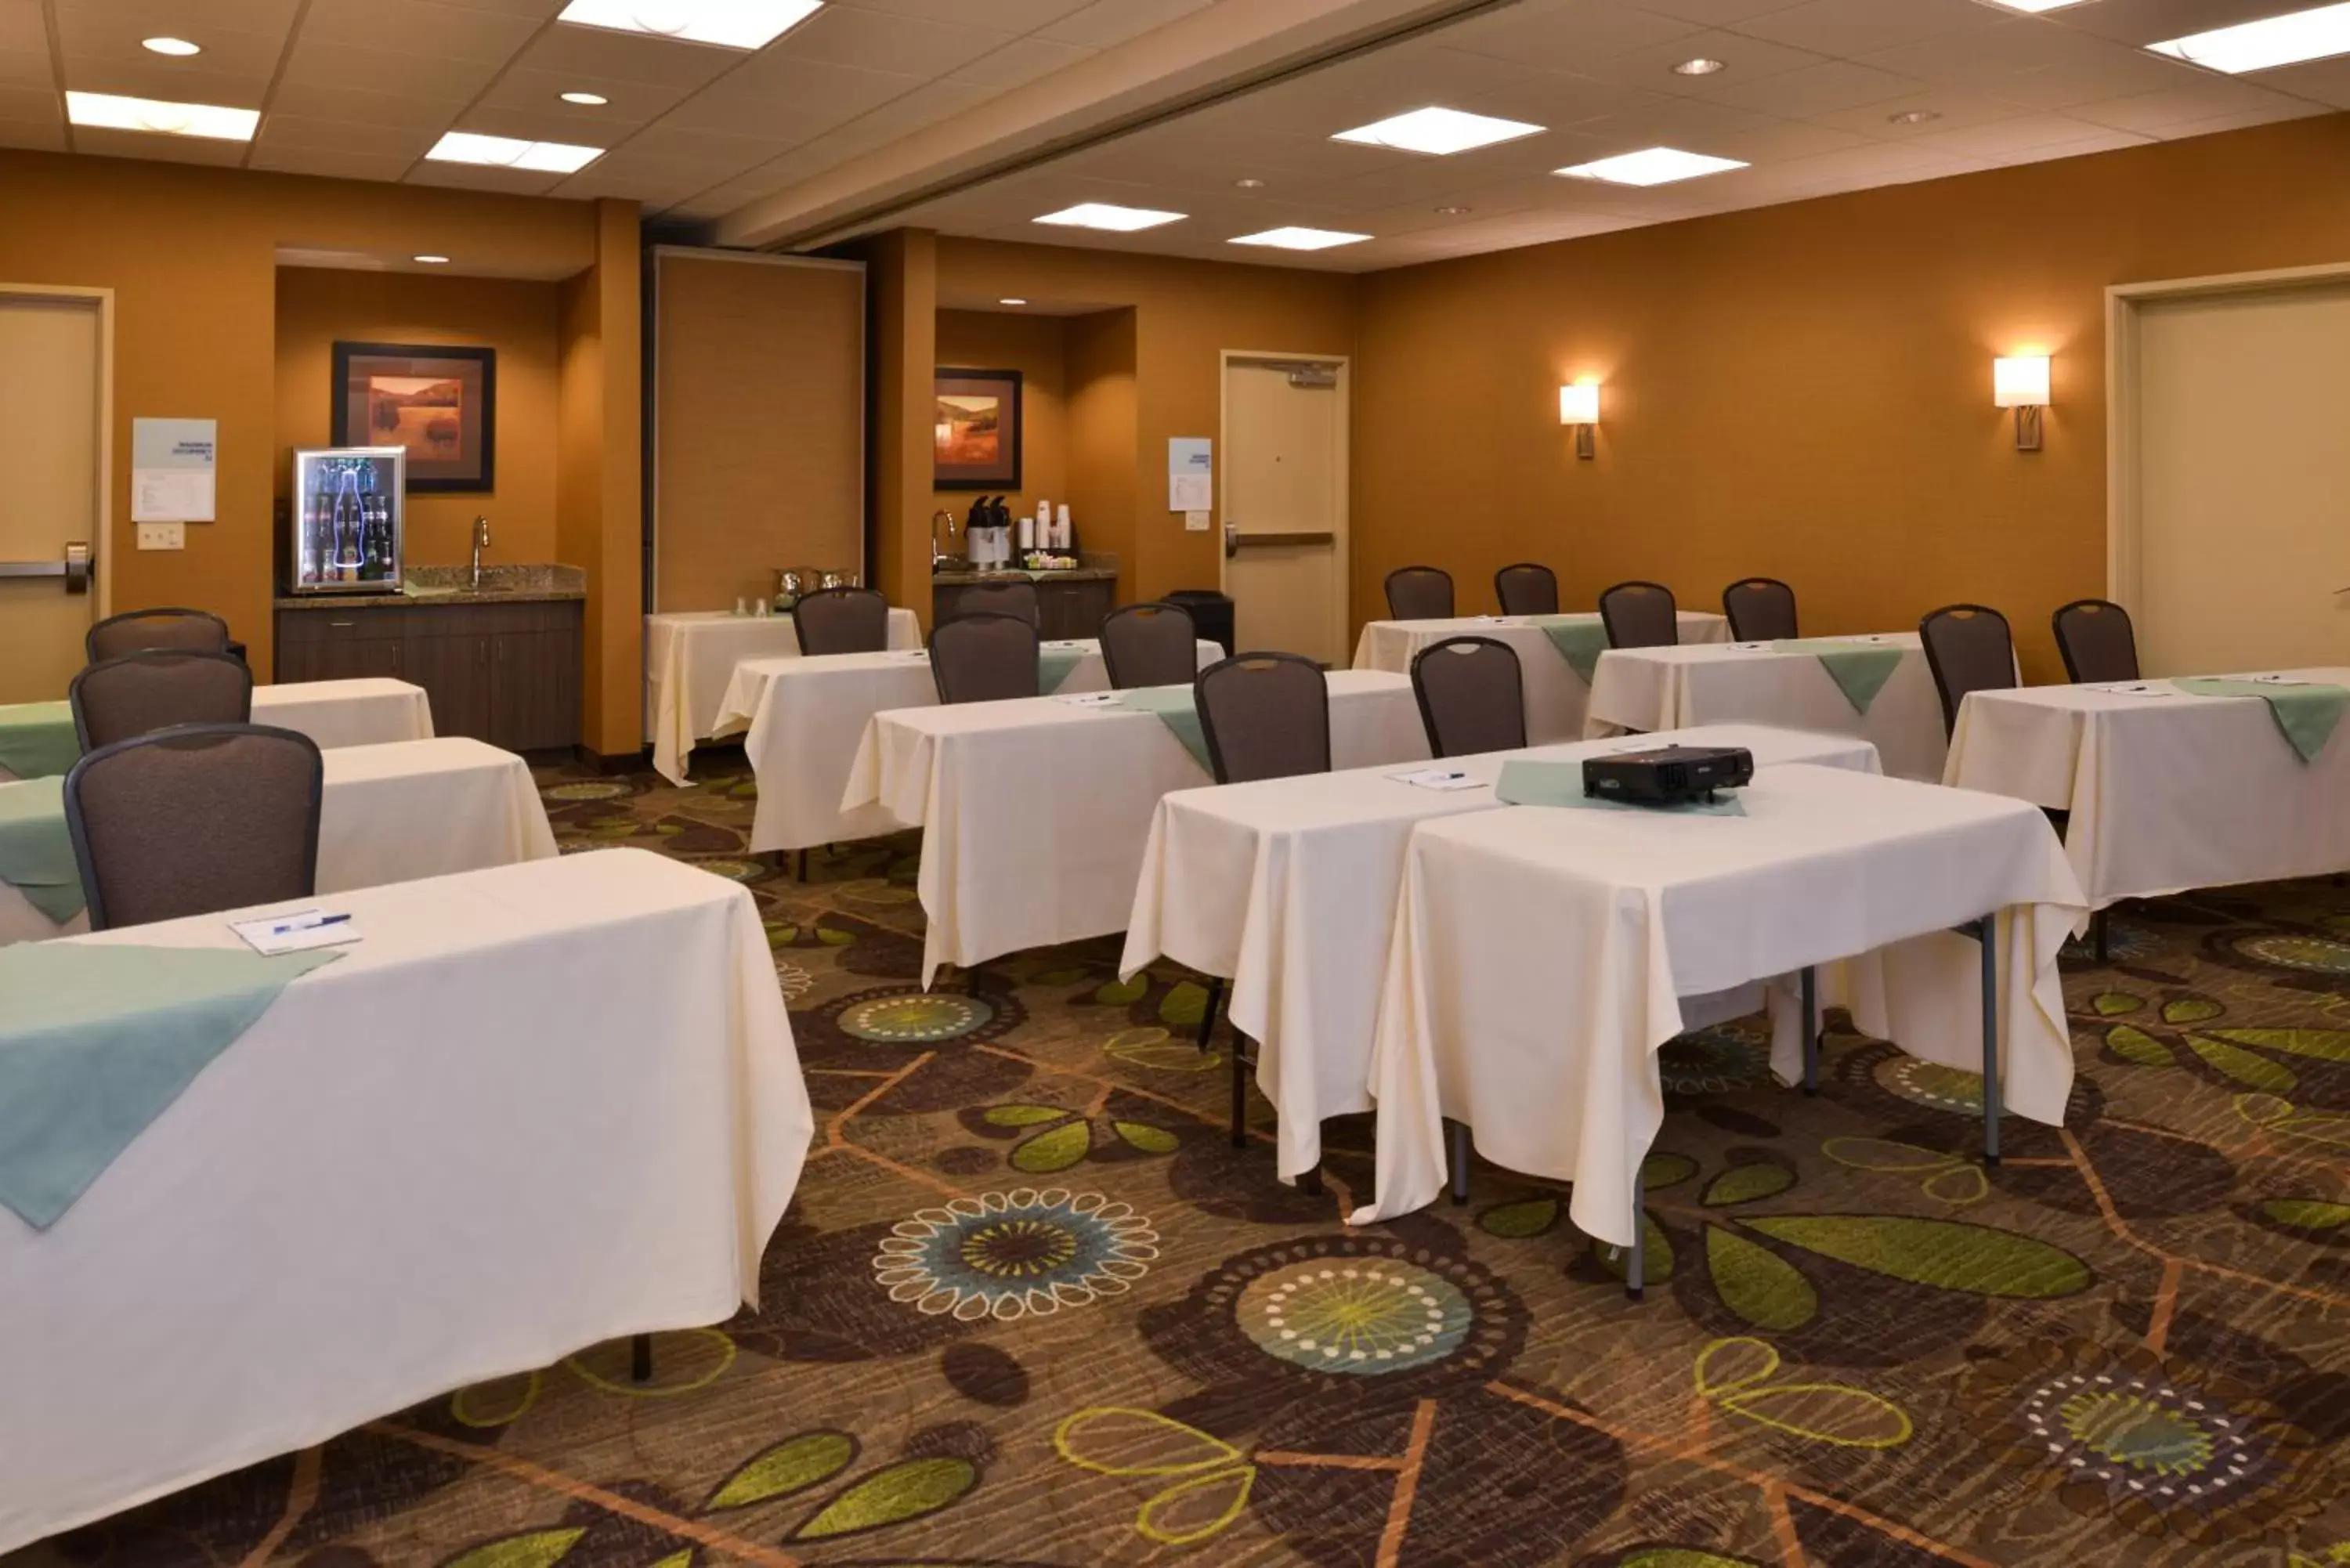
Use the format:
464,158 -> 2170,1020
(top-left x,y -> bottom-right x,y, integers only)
2132,280 -> 2350,674
0,292 -> 104,703
1221,356 -> 1347,666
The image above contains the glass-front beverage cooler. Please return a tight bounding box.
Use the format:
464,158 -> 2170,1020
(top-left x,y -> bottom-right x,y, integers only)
289,446 -> 404,593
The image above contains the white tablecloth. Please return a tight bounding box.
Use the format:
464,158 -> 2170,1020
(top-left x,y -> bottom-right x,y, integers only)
1122,726 -> 1883,1181
0,848 -> 809,1555
252,677 -> 435,750
721,640 -> 1223,855
1361,764 -> 2086,1243
646,609 -> 922,785
0,737 -> 559,945
1351,612 -> 1730,743
1585,633 -> 1947,781
844,668 -> 1430,985
1945,668 -> 2350,908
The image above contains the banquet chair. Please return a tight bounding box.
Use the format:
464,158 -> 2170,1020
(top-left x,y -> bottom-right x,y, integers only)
1918,604 -> 2018,736
929,612 -> 1040,705
1099,602 -> 1199,690
69,649 -> 254,753
1599,580 -> 1679,649
1494,562 -> 1559,617
1384,565 -> 1455,621
791,587 -> 892,656
1412,637 -> 1527,757
941,581 -> 1040,627
86,606 -> 230,663
2052,598 -> 2139,685
1723,577 -> 1799,641
63,722 -> 322,930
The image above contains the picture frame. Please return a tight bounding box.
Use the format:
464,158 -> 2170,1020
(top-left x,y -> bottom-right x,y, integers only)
331,341 -> 496,493
934,367 -> 1023,490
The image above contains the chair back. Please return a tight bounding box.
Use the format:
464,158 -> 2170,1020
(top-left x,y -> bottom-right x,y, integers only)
70,649 -> 254,753
791,587 -> 891,656
1599,580 -> 1678,649
1383,565 -> 1455,621
1196,653 -> 1330,784
86,607 -> 230,663
1494,562 -> 1559,617
929,612 -> 1041,704
2052,598 -> 2138,685
64,723 -> 323,930
1100,602 -> 1198,690
943,581 -> 1041,627
1722,577 -> 1798,641
1411,636 -> 1526,757
1918,603 -> 2018,735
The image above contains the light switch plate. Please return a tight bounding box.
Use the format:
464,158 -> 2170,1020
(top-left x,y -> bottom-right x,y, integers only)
136,522 -> 185,551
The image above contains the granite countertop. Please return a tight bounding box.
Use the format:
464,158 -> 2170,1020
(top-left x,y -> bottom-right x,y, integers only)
932,551 -> 1120,587
277,563 -> 586,610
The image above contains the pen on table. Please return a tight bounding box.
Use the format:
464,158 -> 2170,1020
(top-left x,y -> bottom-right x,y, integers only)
268,912 -> 351,936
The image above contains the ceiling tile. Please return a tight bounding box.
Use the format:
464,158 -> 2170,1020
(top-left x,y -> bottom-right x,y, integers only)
2249,56 -> 2350,112
776,5 -> 1008,77
0,80 -> 56,124
507,23 -> 743,89
298,0 -> 541,61
401,157 -> 566,193
1858,17 -> 2192,110
1906,112 -> 2153,157
1036,0 -> 1214,50
2068,76 -> 2319,135
247,143 -> 421,179
255,113 -> 438,157
270,77 -> 461,129
278,37 -> 501,106
0,116 -> 65,149
69,124 -> 250,164
1636,0 -> 1819,25
53,5 -> 287,81
661,52 -> 924,138
56,59 -> 276,106
1572,27 -> 1834,97
1705,59 -> 1926,117
833,0 -> 1092,27
474,67 -> 686,125
1807,85 -> 2037,138
1435,0 -> 1705,67
1726,0 -> 2001,57
52,0 -> 302,31
2032,0 -> 2312,47
947,34 -> 1093,91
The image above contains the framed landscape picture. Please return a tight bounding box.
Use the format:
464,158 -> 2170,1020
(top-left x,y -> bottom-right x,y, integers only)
331,341 -> 496,493
934,368 -> 1022,490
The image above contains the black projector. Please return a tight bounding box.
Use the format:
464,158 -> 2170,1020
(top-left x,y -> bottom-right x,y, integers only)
1582,744 -> 1755,806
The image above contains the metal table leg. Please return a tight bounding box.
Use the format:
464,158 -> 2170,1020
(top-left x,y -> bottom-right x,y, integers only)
1799,965 -> 1819,1094
1625,1159 -> 1646,1302
630,1333 -> 653,1384
1974,915 -> 2001,1168
1446,1120 -> 1470,1206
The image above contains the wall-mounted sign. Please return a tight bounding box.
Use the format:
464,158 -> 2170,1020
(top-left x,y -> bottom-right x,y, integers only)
131,417 -> 216,522
1169,437 -> 1212,511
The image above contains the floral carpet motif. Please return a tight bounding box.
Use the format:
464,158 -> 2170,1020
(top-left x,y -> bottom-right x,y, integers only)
20,754 -> 2350,1568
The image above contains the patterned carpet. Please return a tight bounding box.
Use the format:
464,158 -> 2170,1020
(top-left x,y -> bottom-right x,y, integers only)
20,754 -> 2350,1568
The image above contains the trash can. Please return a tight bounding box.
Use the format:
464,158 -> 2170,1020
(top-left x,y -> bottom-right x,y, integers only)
1165,589 -> 1234,657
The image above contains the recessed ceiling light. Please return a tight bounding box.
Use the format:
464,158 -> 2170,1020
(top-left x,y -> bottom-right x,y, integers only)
2148,2 -> 2350,73
414,255 -> 451,264
559,90 -> 609,106
1234,177 -> 1266,189
1332,107 -> 1544,156
65,91 -> 256,141
1887,108 -> 1942,125
999,297 -> 1028,305
1672,56 -> 1725,75
1033,202 -> 1186,232
1230,226 -> 1372,251
141,36 -> 201,56
1435,204 -> 1472,215
555,0 -> 822,51
426,131 -> 603,173
1557,146 -> 1747,186
1976,0 -> 2088,10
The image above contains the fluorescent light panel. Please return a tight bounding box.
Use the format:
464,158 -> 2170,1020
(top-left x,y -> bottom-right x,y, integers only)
2148,2 -> 2350,73
1033,202 -> 1185,232
428,131 -> 602,173
66,91 -> 256,140
1230,226 -> 1370,251
1558,146 -> 1746,186
555,0 -> 821,50
1333,107 -> 1544,155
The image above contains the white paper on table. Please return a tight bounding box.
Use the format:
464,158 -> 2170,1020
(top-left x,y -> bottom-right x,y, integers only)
1054,692 -> 1121,707
2095,683 -> 2175,697
231,910 -> 363,954
1390,768 -> 1485,791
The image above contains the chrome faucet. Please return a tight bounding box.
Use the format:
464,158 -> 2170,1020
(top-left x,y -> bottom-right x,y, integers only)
470,515 -> 491,589
931,508 -> 962,570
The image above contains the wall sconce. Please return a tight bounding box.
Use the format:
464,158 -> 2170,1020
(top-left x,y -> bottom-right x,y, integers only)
1558,381 -> 1600,459
1994,356 -> 2050,451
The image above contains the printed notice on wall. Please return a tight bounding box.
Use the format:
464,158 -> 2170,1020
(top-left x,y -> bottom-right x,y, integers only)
132,418 -> 217,522
1168,437 -> 1213,512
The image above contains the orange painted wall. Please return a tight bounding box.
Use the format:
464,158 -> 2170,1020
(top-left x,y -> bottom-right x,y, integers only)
1353,114 -> 2350,678
274,267 -> 562,570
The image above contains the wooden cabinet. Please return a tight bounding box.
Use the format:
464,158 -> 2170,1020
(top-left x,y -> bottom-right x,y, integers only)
276,599 -> 583,753
934,576 -> 1118,641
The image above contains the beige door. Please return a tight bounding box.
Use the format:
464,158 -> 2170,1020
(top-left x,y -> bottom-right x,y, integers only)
0,292 -> 104,703
1222,356 -> 1347,665
2133,280 -> 2350,674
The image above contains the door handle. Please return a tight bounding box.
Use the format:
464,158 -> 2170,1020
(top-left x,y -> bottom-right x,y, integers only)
0,541 -> 92,593
1224,521 -> 1240,560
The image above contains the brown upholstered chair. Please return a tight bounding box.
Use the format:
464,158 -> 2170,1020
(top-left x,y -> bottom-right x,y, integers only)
1099,602 -> 1198,690
86,607 -> 230,663
1598,580 -> 1679,649
1918,603 -> 2018,736
2052,598 -> 2138,685
1383,565 -> 1455,621
791,587 -> 893,656
1722,577 -> 1799,641
1195,652 -> 1331,785
1494,562 -> 1559,617
69,649 -> 254,753
928,612 -> 1040,704
1411,636 -> 1526,757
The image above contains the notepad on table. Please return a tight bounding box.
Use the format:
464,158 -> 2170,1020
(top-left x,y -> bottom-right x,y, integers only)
231,909 -> 363,956
1390,768 -> 1484,792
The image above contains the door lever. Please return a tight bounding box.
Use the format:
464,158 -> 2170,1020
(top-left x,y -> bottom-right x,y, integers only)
1224,521 -> 1240,559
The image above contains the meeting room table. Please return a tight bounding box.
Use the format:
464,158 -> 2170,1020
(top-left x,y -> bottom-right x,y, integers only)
0,847 -> 811,1558
1355,764 -> 2087,1284
645,607 -> 923,785
0,735 -> 559,945
716,637 -> 1222,859
1350,611 -> 1730,742
1944,667 -> 2350,909
0,677 -> 435,782
1121,724 -> 1883,1184
843,668 -> 1430,986
1584,631 -> 1948,781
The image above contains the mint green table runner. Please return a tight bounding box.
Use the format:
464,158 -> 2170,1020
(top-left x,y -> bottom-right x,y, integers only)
1116,687 -> 1213,772
0,777 -> 84,923
1524,617 -> 1611,683
0,701 -> 77,781
2172,678 -> 2350,762
0,945 -> 343,1228
1038,645 -> 1086,694
1773,638 -> 1904,714
1495,758 -> 1747,815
